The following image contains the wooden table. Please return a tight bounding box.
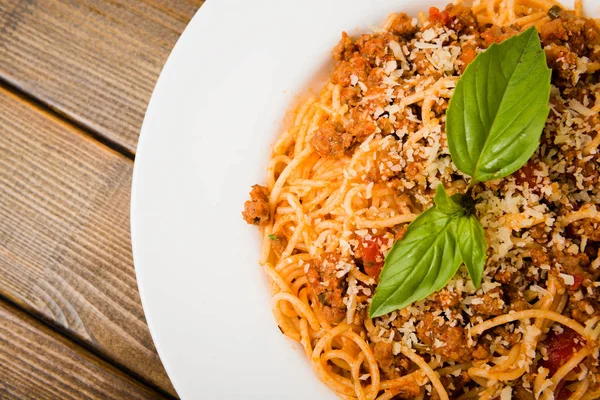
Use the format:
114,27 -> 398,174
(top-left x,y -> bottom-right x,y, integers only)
0,1 -> 204,398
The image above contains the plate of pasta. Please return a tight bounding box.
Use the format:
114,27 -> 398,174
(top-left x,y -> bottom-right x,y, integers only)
132,0 -> 600,399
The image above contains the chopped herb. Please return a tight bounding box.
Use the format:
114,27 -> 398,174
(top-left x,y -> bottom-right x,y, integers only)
318,293 -> 328,306
548,5 -> 562,20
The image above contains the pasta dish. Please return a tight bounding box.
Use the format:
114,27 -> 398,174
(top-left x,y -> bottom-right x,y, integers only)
242,0 -> 600,398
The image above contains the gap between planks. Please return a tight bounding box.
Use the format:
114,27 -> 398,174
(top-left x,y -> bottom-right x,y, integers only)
0,291 -> 173,400
0,80 -> 177,397
0,75 -> 135,161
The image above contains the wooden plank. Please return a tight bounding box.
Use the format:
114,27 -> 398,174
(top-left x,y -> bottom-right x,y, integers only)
0,0 -> 204,154
0,298 -> 166,400
0,85 -> 176,396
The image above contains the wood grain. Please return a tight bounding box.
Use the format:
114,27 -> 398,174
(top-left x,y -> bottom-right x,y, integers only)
0,85 -> 175,396
0,299 -> 166,400
0,0 -> 204,154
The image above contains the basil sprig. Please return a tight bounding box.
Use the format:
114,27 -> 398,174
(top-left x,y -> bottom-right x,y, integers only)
446,26 -> 551,183
370,186 -> 485,318
369,28 -> 551,318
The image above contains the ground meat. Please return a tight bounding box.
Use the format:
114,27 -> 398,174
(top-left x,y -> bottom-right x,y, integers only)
506,285 -> 530,312
440,371 -> 471,398
392,383 -> 421,399
416,314 -> 471,362
373,341 -> 394,370
563,149 -> 599,179
481,25 -> 519,46
435,289 -> 461,308
367,67 -> 385,88
514,160 -> 542,191
545,44 -> 579,84
310,121 -> 352,158
585,244 -> 600,266
493,325 -> 521,347
356,34 -> 391,65
494,267 -> 518,284
570,299 -> 600,324
242,185 -> 270,225
553,250 -> 590,272
394,106 -> 421,134
268,232 -> 287,258
431,98 -> 448,116
352,307 -> 366,326
540,14 -> 600,56
444,4 -> 478,34
306,253 -> 348,323
552,250 -> 592,290
340,86 -> 362,107
332,32 -> 356,61
361,86 -> 389,111
514,386 -> 536,400
412,51 -> 431,75
346,119 -> 377,143
388,13 -> 418,38
404,161 -> 422,181
332,54 -> 369,87
471,288 -> 506,318
563,83 -> 597,104
529,224 -> 550,244
376,117 -> 394,135
472,345 -> 489,360
429,4 -> 477,34
373,341 -> 410,380
568,218 -> 600,242
589,45 -> 600,66
530,247 -> 551,268
540,18 -> 569,46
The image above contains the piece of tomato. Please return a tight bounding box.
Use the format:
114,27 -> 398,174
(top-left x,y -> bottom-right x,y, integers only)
428,7 -> 450,25
359,235 -> 386,280
540,328 -> 584,375
570,273 -> 585,291
556,386 -> 572,400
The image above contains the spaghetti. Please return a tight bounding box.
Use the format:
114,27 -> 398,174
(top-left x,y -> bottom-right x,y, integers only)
243,0 -> 600,398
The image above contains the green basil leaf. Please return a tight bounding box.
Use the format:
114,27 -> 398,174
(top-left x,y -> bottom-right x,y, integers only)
446,26 -> 551,182
433,185 -> 463,215
456,215 -> 487,289
369,208 -> 462,318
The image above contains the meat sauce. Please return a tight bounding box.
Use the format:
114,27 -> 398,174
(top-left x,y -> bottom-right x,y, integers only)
242,2 -> 600,397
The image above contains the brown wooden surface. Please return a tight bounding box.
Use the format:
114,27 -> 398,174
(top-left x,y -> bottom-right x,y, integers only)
0,85 -> 175,396
0,299 -> 166,400
0,0 -> 204,154
0,0 -> 204,395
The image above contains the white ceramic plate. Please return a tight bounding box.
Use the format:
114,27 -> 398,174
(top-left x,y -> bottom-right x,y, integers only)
131,0 -> 591,398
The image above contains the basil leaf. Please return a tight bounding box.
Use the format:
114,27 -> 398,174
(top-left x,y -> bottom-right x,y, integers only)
369,185 -> 487,318
446,27 -> 551,183
369,208 -> 462,318
456,215 -> 486,289
433,185 -> 463,215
